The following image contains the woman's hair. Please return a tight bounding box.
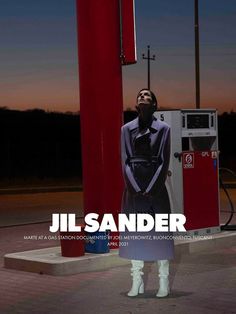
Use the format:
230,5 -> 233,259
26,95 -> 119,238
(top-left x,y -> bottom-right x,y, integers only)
136,88 -> 158,110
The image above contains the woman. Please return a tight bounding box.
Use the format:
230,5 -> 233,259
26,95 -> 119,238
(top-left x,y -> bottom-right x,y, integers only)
119,89 -> 174,297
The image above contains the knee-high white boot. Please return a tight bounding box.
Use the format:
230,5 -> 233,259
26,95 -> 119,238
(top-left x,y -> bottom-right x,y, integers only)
156,260 -> 170,297
127,260 -> 144,297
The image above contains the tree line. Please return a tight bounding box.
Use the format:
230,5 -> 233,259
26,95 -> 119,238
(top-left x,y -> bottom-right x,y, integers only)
0,108 -> 235,181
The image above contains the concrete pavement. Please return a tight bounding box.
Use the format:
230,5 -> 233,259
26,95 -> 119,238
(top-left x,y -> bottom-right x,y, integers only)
0,222 -> 236,314
0,187 -> 236,313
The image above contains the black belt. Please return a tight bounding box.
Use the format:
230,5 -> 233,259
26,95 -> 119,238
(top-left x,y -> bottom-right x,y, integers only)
128,156 -> 158,163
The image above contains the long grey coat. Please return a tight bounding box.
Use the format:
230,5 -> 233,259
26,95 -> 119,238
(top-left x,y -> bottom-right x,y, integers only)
119,115 -> 174,261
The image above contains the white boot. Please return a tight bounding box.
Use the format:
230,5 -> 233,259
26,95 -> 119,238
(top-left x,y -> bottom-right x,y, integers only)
156,260 -> 170,297
127,260 -> 144,297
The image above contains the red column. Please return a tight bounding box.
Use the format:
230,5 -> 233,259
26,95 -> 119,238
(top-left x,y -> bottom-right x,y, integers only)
120,0 -> 137,65
76,0 -> 123,224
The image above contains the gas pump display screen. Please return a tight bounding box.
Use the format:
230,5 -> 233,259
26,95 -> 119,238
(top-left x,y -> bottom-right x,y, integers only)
187,114 -> 209,129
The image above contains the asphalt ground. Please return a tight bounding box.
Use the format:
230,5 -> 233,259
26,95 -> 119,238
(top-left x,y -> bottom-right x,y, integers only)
0,189 -> 236,227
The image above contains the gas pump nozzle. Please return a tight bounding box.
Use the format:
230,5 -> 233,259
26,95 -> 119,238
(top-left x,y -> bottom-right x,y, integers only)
174,152 -> 182,162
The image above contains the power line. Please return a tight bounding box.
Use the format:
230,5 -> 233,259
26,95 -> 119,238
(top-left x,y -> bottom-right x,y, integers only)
142,45 -> 156,89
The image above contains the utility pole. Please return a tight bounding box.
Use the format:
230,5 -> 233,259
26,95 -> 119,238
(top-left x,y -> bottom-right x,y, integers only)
195,0 -> 200,108
142,45 -> 155,90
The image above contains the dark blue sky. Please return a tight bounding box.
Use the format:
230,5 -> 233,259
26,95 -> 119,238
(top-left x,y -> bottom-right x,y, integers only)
0,0 -> 236,112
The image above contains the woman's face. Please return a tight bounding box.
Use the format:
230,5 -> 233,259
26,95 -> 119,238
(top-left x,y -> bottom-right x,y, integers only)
137,90 -> 154,119
137,90 -> 152,107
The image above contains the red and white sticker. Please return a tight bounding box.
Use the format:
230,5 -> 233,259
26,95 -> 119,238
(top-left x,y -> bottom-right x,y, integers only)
183,153 -> 194,169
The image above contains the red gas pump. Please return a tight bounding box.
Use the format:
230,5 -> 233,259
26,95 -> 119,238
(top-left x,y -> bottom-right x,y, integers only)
155,109 -> 220,235
182,151 -> 219,231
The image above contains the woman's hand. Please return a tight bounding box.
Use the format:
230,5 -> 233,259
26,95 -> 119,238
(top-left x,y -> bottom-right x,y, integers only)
136,191 -> 150,197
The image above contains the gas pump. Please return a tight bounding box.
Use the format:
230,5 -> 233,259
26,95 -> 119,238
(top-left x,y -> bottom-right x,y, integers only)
154,109 -> 220,236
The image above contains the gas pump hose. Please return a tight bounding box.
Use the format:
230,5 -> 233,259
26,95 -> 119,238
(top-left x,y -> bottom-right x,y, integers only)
219,168 -> 236,231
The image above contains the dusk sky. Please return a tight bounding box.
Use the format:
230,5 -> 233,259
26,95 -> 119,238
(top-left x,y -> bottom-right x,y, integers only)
0,0 -> 236,113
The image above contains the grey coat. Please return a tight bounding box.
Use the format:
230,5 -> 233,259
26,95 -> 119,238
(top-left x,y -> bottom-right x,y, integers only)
119,115 -> 174,261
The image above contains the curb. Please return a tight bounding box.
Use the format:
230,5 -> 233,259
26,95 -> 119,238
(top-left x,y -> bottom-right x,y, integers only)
4,231 -> 236,276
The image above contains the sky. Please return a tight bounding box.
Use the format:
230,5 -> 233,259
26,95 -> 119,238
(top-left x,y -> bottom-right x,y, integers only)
0,0 -> 236,113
